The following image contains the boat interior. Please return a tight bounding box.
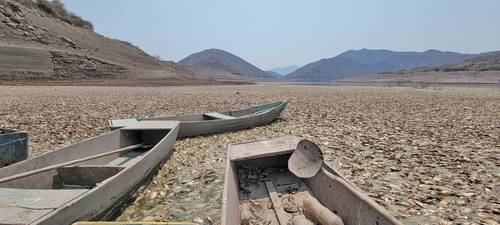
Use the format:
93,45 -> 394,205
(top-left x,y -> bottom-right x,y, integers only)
233,153 -> 337,225
0,121 -> 177,224
0,125 -> 173,190
225,137 -> 400,225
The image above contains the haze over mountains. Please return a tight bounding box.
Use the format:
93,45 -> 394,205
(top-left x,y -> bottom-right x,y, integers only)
286,49 -> 494,81
267,65 -> 299,76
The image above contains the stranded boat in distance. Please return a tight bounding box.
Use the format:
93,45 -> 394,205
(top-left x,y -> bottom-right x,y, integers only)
110,101 -> 287,138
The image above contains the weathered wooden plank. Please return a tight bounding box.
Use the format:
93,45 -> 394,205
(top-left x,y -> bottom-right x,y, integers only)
265,181 -> 289,225
0,188 -> 88,224
229,136 -> 300,161
203,112 -> 235,119
121,121 -> 179,130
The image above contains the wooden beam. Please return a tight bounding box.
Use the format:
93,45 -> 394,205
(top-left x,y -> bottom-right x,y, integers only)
265,181 -> 289,225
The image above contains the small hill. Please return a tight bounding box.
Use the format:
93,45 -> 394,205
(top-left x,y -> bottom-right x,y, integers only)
178,49 -> 274,79
286,49 -> 489,81
268,65 -> 298,76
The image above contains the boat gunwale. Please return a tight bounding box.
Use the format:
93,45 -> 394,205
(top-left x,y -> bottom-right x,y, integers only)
112,101 -> 287,124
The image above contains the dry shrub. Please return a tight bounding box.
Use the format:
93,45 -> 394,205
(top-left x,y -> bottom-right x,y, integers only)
36,0 -> 93,30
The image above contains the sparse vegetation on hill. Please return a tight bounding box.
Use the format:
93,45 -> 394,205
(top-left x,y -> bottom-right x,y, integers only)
35,0 -> 93,30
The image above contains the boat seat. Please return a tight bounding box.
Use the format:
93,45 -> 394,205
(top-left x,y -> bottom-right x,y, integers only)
56,166 -> 124,188
107,150 -> 147,167
203,112 -> 235,120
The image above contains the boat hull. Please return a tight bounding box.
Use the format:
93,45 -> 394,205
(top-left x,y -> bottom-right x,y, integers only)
111,101 -> 288,138
0,122 -> 180,225
174,101 -> 286,138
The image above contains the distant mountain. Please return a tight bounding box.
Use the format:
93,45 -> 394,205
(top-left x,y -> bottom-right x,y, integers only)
286,49 -> 491,81
266,71 -> 283,78
178,49 -> 274,79
268,65 -> 299,75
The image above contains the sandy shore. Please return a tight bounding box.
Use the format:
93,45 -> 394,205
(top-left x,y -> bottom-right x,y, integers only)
0,85 -> 498,224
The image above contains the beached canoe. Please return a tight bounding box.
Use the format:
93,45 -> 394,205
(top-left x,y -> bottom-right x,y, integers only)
222,136 -> 402,225
0,128 -> 28,168
0,121 -> 180,225
109,101 -> 287,138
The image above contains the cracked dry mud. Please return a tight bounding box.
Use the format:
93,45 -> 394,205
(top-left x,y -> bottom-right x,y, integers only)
0,85 -> 498,225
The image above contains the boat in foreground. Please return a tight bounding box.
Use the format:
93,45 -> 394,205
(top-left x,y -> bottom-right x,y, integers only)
0,128 -> 28,168
0,121 -> 180,225
222,136 -> 401,225
109,101 -> 287,138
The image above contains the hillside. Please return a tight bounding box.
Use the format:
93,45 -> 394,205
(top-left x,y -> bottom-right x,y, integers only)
178,49 -> 274,79
436,51 -> 500,72
286,49 -> 490,81
337,52 -> 500,84
0,0 -> 245,84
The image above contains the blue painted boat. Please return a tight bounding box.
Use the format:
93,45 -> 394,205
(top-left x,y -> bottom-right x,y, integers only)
0,128 -> 28,168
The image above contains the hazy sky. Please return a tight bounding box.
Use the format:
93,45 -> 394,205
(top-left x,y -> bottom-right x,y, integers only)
61,0 -> 500,69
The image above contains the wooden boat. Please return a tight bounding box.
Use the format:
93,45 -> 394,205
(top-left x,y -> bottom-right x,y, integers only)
109,101 -> 287,138
0,128 -> 28,168
222,136 -> 402,225
0,121 -> 180,225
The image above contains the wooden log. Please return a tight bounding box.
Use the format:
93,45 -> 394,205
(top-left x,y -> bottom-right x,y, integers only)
303,195 -> 344,225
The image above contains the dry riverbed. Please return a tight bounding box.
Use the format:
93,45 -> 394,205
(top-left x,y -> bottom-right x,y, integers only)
0,85 -> 498,225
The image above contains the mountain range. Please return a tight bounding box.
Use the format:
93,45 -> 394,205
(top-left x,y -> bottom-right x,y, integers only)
285,49 -> 493,81
0,1 -> 497,84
